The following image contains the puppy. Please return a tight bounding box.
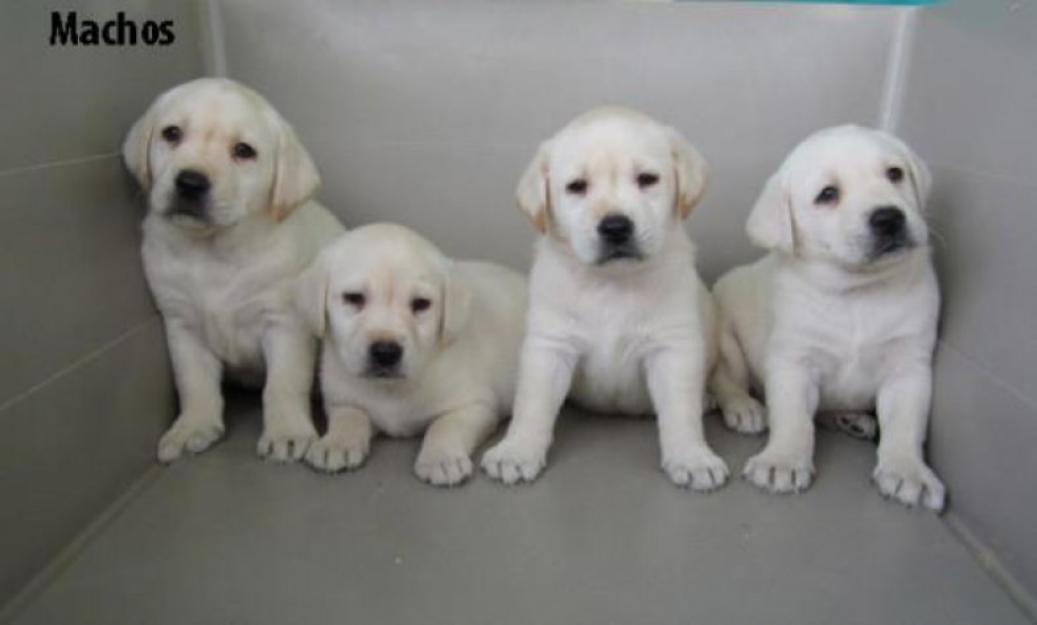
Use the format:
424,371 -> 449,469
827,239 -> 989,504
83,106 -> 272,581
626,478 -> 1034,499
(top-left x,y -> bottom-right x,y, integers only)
481,107 -> 727,490
710,124 -> 945,511
298,224 -> 527,486
123,78 -> 345,463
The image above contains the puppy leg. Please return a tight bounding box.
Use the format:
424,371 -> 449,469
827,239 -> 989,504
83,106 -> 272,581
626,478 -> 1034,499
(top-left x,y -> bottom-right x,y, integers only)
743,361 -> 818,493
647,345 -> 729,490
257,327 -> 318,462
710,327 -> 766,435
306,405 -> 373,472
873,367 -> 945,511
481,336 -> 577,484
158,320 -> 225,463
416,403 -> 498,487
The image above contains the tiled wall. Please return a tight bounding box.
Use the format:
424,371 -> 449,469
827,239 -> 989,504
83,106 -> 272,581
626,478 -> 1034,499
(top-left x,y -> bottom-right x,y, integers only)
896,0 -> 1037,602
0,0 -> 202,603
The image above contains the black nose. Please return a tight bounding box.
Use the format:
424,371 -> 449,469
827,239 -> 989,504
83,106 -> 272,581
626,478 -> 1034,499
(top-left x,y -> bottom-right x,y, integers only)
175,169 -> 210,199
369,341 -> 403,368
869,206 -> 906,238
597,214 -> 634,244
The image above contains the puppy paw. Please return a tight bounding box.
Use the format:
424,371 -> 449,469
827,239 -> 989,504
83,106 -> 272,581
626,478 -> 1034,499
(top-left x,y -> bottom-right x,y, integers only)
257,423 -> 317,462
415,445 -> 473,487
743,448 -> 814,493
818,411 -> 878,441
157,416 -> 224,463
662,446 -> 729,491
873,455 -> 946,512
481,437 -> 548,485
720,396 -> 766,434
305,432 -> 369,473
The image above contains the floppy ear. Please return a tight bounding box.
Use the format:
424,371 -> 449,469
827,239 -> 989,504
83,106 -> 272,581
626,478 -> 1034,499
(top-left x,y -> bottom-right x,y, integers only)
122,103 -> 158,190
899,139 -> 932,210
746,173 -> 795,254
296,254 -> 329,338
439,264 -> 472,346
515,140 -> 552,234
270,116 -> 320,222
669,128 -> 710,220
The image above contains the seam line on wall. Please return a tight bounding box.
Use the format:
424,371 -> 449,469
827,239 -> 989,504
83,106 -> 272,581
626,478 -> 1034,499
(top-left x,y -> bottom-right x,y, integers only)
0,152 -> 119,180
0,317 -> 160,416
936,339 -> 1037,414
199,0 -> 228,77
944,513 -> 1037,622
0,466 -> 164,624
878,8 -> 917,132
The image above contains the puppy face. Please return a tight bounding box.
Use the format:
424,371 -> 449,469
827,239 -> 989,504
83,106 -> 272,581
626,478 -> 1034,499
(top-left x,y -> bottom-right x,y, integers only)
299,224 -> 470,381
123,78 -> 319,232
747,125 -> 931,270
516,108 -> 708,266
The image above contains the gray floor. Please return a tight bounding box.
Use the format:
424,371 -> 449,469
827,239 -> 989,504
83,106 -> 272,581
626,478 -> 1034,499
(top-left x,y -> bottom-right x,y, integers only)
7,398 -> 1030,625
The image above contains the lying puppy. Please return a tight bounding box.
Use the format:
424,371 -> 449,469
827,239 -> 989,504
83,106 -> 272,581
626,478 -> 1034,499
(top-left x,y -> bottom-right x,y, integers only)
298,224 -> 527,486
123,78 -> 345,463
710,125 -> 945,511
481,107 -> 726,490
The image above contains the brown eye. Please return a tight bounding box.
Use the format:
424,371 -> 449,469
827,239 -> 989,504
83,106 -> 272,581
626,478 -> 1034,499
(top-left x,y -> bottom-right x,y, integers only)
636,172 -> 659,189
343,292 -> 365,308
886,166 -> 904,183
815,185 -> 839,205
161,125 -> 182,143
233,142 -> 256,160
411,297 -> 431,314
566,179 -> 588,195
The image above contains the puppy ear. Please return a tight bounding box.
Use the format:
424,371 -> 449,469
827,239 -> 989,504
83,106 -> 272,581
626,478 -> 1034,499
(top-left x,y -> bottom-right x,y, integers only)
122,103 -> 157,190
516,140 -> 552,234
898,138 -> 932,210
440,264 -> 472,346
669,128 -> 710,220
296,254 -> 329,338
270,115 -> 320,222
746,173 -> 795,254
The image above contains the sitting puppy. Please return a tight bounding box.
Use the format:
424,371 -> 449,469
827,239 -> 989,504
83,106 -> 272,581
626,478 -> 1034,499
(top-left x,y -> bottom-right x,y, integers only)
298,224 -> 527,486
123,78 -> 345,463
710,125 -> 945,511
481,107 -> 727,490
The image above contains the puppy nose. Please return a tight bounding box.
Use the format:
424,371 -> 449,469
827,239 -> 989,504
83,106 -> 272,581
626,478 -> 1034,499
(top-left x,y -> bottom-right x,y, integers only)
597,214 -> 634,244
175,169 -> 211,199
869,206 -> 906,237
369,340 -> 403,368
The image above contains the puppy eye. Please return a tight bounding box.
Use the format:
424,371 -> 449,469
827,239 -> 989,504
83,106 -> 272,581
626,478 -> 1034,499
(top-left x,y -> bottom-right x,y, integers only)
161,125 -> 182,144
636,172 -> 659,189
815,185 -> 839,205
343,292 -> 365,308
886,166 -> 904,183
566,179 -> 588,195
232,142 -> 257,160
411,297 -> 432,314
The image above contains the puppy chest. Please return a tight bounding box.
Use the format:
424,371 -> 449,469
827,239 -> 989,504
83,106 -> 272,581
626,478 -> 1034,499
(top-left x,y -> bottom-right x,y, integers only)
570,326 -> 653,414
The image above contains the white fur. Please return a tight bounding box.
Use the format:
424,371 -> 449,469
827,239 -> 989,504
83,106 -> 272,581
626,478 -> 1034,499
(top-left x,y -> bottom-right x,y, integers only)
124,78 -> 345,463
710,124 -> 945,511
299,224 -> 527,487
481,107 -> 726,490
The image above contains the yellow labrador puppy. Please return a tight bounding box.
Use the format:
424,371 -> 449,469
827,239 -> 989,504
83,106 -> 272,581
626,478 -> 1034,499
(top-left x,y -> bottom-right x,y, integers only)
710,125 -> 945,511
298,224 -> 527,486
123,78 -> 345,463
481,107 -> 727,490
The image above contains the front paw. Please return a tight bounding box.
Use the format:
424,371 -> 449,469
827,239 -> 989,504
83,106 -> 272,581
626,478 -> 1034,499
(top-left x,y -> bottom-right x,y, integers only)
481,436 -> 548,485
720,396 -> 767,435
415,445 -> 473,487
158,415 -> 224,463
661,446 -> 729,491
258,422 -> 317,462
743,447 -> 814,493
873,455 -> 946,512
305,432 -> 370,473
